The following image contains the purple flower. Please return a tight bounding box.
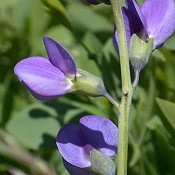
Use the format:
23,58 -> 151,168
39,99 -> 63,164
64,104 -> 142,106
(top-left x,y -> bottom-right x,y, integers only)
14,37 -> 76,101
114,0 -> 175,50
14,37 -> 108,101
86,0 -> 110,5
56,115 -> 118,175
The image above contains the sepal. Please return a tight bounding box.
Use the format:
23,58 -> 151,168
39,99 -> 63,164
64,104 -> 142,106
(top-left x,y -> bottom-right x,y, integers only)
90,149 -> 116,175
74,69 -> 107,97
129,34 -> 154,71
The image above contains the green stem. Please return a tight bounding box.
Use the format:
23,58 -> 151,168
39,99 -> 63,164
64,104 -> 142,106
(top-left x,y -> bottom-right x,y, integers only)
104,92 -> 120,110
110,0 -> 131,92
132,69 -> 140,88
110,1 -> 133,175
117,89 -> 133,175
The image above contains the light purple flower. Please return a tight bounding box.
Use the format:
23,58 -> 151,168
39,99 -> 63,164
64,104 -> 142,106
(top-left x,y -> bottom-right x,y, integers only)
56,115 -> 118,175
14,37 -> 76,101
114,0 -> 175,50
14,37 -> 109,101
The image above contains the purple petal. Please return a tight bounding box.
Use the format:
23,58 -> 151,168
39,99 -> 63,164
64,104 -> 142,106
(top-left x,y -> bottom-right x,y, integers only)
126,0 -> 148,39
113,7 -> 133,52
63,159 -> 94,175
43,37 -> 76,76
141,0 -> 175,47
14,57 -> 72,101
79,115 -> 118,156
56,124 -> 91,168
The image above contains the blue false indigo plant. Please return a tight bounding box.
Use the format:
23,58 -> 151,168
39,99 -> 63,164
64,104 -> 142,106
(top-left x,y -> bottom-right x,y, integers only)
14,0 -> 175,175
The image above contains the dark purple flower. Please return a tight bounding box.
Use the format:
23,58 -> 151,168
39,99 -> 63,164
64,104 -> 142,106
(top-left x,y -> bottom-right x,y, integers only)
56,115 -> 118,175
86,0 -> 110,5
114,0 -> 175,50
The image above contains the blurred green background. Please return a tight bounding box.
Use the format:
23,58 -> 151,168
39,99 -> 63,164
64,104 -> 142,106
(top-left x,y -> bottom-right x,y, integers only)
0,0 -> 175,174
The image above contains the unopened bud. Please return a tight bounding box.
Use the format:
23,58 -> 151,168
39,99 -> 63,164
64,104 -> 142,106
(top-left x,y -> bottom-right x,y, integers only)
129,34 -> 154,71
74,69 -> 106,97
90,149 -> 116,175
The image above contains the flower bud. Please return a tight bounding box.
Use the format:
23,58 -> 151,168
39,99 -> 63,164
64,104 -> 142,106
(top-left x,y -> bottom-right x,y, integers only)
90,149 -> 116,175
129,34 -> 154,71
74,69 -> 107,97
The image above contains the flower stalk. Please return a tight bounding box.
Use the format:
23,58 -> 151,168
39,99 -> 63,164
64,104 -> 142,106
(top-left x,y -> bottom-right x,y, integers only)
104,92 -> 120,110
110,0 -> 131,92
110,0 -> 133,175
132,69 -> 140,88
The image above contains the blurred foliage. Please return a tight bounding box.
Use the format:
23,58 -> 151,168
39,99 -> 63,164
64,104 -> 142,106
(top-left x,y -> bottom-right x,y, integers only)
0,0 -> 175,174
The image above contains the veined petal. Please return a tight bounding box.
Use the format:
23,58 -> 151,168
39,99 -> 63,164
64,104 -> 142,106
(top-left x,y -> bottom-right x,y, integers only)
79,115 -> 118,156
56,124 -> 91,168
141,0 -> 175,47
14,57 -> 72,101
43,37 -> 76,76
63,159 -> 94,175
126,0 -> 148,39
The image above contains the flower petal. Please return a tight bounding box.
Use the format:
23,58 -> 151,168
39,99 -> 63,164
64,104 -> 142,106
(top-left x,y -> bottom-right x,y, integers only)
141,0 -> 175,47
43,37 -> 76,76
63,159 -> 94,175
56,124 -> 91,168
79,115 -> 118,156
14,56 -> 72,101
126,0 -> 148,39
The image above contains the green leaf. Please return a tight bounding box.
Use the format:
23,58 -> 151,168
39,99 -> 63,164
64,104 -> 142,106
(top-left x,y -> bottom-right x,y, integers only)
152,49 -> 166,61
67,3 -> 113,33
6,103 -> 60,150
70,41 -> 102,77
164,35 -> 175,51
156,98 -> 175,131
50,150 -> 69,175
31,25 -> 75,55
40,0 -> 71,29
60,97 -> 107,117
149,121 -> 175,174
0,83 -> 28,127
44,25 -> 75,48
146,115 -> 170,142
129,145 -> 141,167
100,38 -> 120,95
83,32 -> 103,55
